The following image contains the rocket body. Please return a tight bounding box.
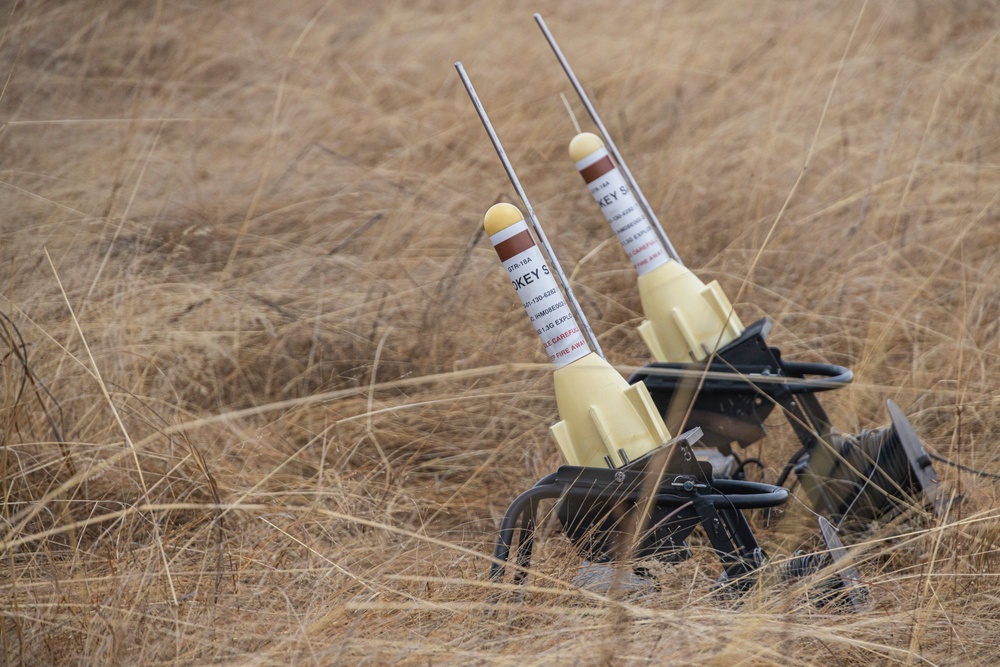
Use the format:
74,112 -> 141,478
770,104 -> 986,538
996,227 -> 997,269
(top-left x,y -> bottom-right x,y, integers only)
570,133 -> 745,363
487,210 -> 589,368
485,203 -> 671,468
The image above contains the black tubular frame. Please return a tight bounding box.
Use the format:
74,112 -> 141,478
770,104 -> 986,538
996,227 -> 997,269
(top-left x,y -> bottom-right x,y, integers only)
489,431 -> 789,590
629,319 -> 846,455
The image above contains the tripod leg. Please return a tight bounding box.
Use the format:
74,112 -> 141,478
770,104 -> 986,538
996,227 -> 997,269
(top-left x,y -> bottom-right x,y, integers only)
512,503 -> 537,585
490,477 -> 561,582
692,497 -> 762,591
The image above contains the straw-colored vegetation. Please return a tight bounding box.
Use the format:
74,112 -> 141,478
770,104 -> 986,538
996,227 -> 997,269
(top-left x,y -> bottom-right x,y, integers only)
3,1 -> 1000,664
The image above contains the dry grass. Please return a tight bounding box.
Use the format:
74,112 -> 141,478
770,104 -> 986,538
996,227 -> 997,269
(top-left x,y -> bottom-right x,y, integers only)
2,1 -> 1000,664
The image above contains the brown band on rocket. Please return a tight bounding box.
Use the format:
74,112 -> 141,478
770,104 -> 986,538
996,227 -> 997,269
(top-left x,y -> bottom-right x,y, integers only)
493,229 -> 535,262
579,155 -> 615,183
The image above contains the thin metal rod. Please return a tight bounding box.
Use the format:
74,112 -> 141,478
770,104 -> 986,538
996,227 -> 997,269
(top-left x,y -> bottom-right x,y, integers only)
534,13 -> 683,266
455,61 -> 604,359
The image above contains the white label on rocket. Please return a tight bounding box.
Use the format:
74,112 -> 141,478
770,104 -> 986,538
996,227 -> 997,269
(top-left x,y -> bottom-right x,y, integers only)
577,147 -> 669,276
490,220 -> 590,368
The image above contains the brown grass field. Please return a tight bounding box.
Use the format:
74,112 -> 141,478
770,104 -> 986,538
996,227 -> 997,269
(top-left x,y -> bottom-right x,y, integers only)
3,1 -> 1000,664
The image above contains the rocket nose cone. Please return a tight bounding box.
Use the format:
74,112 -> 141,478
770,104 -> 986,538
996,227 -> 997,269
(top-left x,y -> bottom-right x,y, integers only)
484,203 -> 525,235
569,132 -> 605,162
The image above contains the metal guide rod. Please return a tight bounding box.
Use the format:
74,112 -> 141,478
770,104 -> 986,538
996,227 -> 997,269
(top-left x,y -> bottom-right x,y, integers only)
455,61 -> 605,359
533,13 -> 683,266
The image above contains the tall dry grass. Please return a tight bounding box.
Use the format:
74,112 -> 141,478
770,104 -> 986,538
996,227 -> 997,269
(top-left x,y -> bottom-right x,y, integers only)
2,1 -> 1000,664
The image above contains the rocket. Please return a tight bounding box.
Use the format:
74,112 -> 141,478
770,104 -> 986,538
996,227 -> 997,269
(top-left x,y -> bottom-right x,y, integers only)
485,202 -> 671,468
570,132 -> 744,363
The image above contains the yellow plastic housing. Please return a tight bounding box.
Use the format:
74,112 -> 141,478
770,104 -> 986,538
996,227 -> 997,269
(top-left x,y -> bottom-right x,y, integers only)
550,352 -> 671,468
636,260 -> 744,363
